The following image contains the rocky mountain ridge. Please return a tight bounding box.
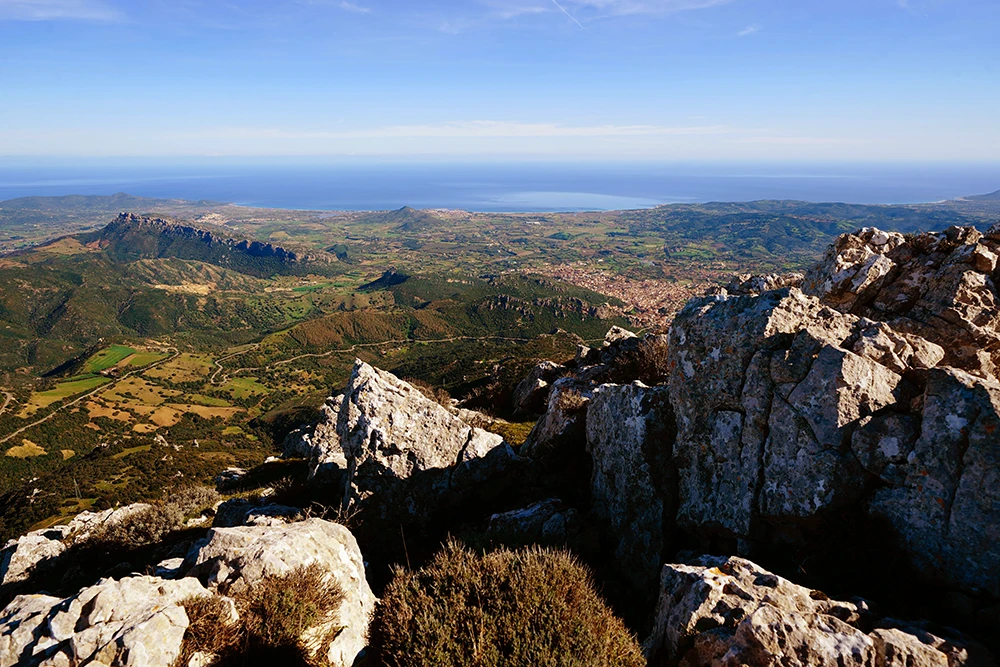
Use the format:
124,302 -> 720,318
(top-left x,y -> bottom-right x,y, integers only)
81,212 -> 336,277
2,224 -> 999,665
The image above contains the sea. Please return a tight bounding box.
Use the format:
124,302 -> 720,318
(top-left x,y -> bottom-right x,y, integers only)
1,160 -> 998,212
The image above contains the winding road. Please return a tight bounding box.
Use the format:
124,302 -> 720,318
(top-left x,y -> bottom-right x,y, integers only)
208,335 -> 552,385
2,328 -> 628,444
0,352 -> 179,447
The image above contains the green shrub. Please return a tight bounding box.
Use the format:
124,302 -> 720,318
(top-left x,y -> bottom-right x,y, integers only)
368,541 -> 645,667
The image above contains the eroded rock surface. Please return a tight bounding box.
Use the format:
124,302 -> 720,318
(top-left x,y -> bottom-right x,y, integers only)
512,360 -> 568,416
1,504 -> 154,594
802,226 -> 1000,378
0,575 -> 210,667
645,556 -> 991,667
184,518 -> 375,667
586,381 -> 674,591
665,228 -> 1000,601
338,360 -> 520,522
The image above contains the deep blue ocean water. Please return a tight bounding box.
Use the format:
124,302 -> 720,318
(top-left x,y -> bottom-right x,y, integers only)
1,160 -> 998,212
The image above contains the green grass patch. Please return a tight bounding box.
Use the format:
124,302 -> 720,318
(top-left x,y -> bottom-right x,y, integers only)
124,352 -> 168,368
221,426 -> 245,436
111,444 -> 152,460
27,375 -> 111,410
84,345 -> 136,373
187,393 -> 232,407
291,283 -> 333,293
220,377 -> 269,400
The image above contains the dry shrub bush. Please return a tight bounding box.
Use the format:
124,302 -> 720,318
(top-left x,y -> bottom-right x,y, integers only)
240,562 -> 345,653
614,335 -> 670,385
554,388 -> 588,413
74,504 -> 184,550
168,485 -> 221,517
368,541 -> 645,667
175,563 -> 345,667
174,595 -> 240,667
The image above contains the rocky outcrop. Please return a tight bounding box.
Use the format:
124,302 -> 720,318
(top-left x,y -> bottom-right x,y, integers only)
283,394 -> 347,479
1,504 -> 154,594
666,229 -> 1000,603
337,360 -> 521,522
512,360 -> 568,416
801,226 -> 1000,379
184,518 -> 375,666
645,555 -> 991,667
520,377 -> 593,461
486,499 -> 595,552
0,575 -> 211,667
212,500 -> 302,528
93,212 -> 334,278
586,382 -> 674,591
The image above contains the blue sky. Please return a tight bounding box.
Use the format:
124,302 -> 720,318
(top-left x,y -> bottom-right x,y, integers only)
0,0 -> 998,160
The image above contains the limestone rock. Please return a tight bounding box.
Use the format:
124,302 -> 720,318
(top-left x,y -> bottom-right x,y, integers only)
869,367 -> 1000,598
511,361 -> 567,416
668,287 -> 883,539
666,273 -> 1000,601
212,500 -> 302,528
604,325 -> 638,345
337,360 -> 517,522
721,272 -> 805,296
801,227 -> 907,311
645,556 -> 989,667
1,505 -> 154,594
802,226 -> 1000,379
586,381 -> 674,590
183,518 -> 374,666
486,498 -> 593,550
0,575 -> 210,667
214,468 -> 248,492
520,377 -> 593,461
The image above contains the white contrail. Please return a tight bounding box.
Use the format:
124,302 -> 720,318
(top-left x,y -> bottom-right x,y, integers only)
550,0 -> 585,29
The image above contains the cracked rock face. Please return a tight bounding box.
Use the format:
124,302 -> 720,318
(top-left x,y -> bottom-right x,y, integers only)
586,381 -> 675,591
1,505 -> 154,596
337,360 -> 518,522
802,225 -> 1000,379
645,555 -> 989,667
665,227 -> 1000,601
0,575 -> 210,667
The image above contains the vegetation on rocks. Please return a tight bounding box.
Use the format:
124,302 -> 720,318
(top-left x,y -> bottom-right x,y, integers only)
176,563 -> 346,667
367,541 -> 645,667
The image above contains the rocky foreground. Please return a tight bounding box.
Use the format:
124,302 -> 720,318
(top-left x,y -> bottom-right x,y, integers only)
3,225 -> 1000,666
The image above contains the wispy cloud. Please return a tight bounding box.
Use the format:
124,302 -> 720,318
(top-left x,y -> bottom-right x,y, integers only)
738,23 -> 759,36
480,0 -> 735,20
561,0 -> 736,16
338,1 -> 370,13
187,120 -> 736,140
0,0 -> 124,22
492,5 -> 548,19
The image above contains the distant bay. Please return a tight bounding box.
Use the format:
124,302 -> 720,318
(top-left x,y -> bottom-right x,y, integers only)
1,159 -> 999,212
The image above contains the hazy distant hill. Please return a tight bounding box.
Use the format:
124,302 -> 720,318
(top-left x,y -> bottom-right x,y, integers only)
360,206 -> 447,232
0,192 -> 199,212
970,189 -> 1000,201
